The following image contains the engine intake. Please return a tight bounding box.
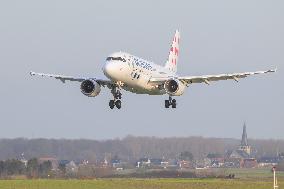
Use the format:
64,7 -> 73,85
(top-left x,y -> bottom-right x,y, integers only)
80,79 -> 101,97
164,79 -> 186,96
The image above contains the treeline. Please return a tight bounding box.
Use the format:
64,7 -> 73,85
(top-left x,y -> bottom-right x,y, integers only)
0,158 -> 52,178
0,136 -> 284,161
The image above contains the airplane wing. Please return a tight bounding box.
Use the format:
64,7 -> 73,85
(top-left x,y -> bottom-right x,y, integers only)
150,69 -> 276,85
30,71 -> 114,87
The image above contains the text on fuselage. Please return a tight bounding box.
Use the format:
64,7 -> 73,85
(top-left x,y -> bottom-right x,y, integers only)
133,57 -> 153,71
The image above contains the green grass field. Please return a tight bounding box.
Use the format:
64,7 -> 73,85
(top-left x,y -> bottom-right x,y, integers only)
0,178 -> 282,189
0,169 -> 283,189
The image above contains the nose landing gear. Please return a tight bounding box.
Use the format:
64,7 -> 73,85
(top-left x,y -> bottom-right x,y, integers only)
109,87 -> 122,109
165,96 -> 177,108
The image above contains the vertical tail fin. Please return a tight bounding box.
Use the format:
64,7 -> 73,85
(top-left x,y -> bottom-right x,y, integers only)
165,30 -> 180,73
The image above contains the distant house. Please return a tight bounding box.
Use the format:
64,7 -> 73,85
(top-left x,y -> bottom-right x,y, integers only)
136,158 -> 151,168
205,154 -> 224,168
18,153 -> 28,167
58,160 -> 70,167
81,160 -> 89,165
99,158 -> 109,168
150,158 -> 162,166
66,161 -> 78,173
111,158 -> 121,168
179,160 -> 193,169
258,157 -> 279,167
166,159 -> 179,169
161,160 -> 169,168
224,159 -> 241,168
211,159 -> 224,168
243,158 -> 258,168
148,158 -> 169,169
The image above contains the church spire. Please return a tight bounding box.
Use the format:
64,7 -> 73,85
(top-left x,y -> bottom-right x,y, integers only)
238,122 -> 251,156
241,122 -> 248,146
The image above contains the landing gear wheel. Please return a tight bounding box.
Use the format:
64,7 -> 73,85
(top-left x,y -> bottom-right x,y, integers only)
110,86 -> 123,109
109,100 -> 115,109
165,100 -> 170,108
172,99 -> 177,108
164,96 -> 177,109
115,100 -> 122,109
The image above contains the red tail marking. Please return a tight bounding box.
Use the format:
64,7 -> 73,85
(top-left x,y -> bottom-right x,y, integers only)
174,47 -> 179,56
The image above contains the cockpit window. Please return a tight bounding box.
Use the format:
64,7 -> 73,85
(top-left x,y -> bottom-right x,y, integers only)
106,57 -> 126,62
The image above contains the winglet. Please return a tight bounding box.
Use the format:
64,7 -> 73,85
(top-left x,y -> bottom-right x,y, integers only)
273,68 -> 277,72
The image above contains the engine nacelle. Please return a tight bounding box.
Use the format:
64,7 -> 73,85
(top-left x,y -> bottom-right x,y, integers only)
164,79 -> 186,96
80,79 -> 101,97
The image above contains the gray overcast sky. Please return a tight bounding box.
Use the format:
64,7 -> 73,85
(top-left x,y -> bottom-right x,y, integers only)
0,0 -> 283,140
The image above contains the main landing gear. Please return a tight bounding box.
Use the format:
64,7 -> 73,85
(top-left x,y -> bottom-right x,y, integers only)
165,96 -> 177,109
109,88 -> 122,109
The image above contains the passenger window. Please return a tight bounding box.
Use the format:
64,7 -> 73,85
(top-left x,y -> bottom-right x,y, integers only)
106,57 -> 126,62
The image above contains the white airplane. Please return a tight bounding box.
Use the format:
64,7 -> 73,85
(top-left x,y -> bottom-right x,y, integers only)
30,30 -> 276,109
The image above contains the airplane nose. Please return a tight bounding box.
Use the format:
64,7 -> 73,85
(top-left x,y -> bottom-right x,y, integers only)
103,62 -> 115,79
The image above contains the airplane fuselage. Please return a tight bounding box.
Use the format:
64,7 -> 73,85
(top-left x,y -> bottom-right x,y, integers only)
103,52 -> 174,95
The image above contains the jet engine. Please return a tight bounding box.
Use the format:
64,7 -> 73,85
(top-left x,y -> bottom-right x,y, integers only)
164,79 -> 186,96
80,79 -> 101,97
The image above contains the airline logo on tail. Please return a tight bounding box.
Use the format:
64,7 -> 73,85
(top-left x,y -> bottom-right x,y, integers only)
165,30 -> 180,73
